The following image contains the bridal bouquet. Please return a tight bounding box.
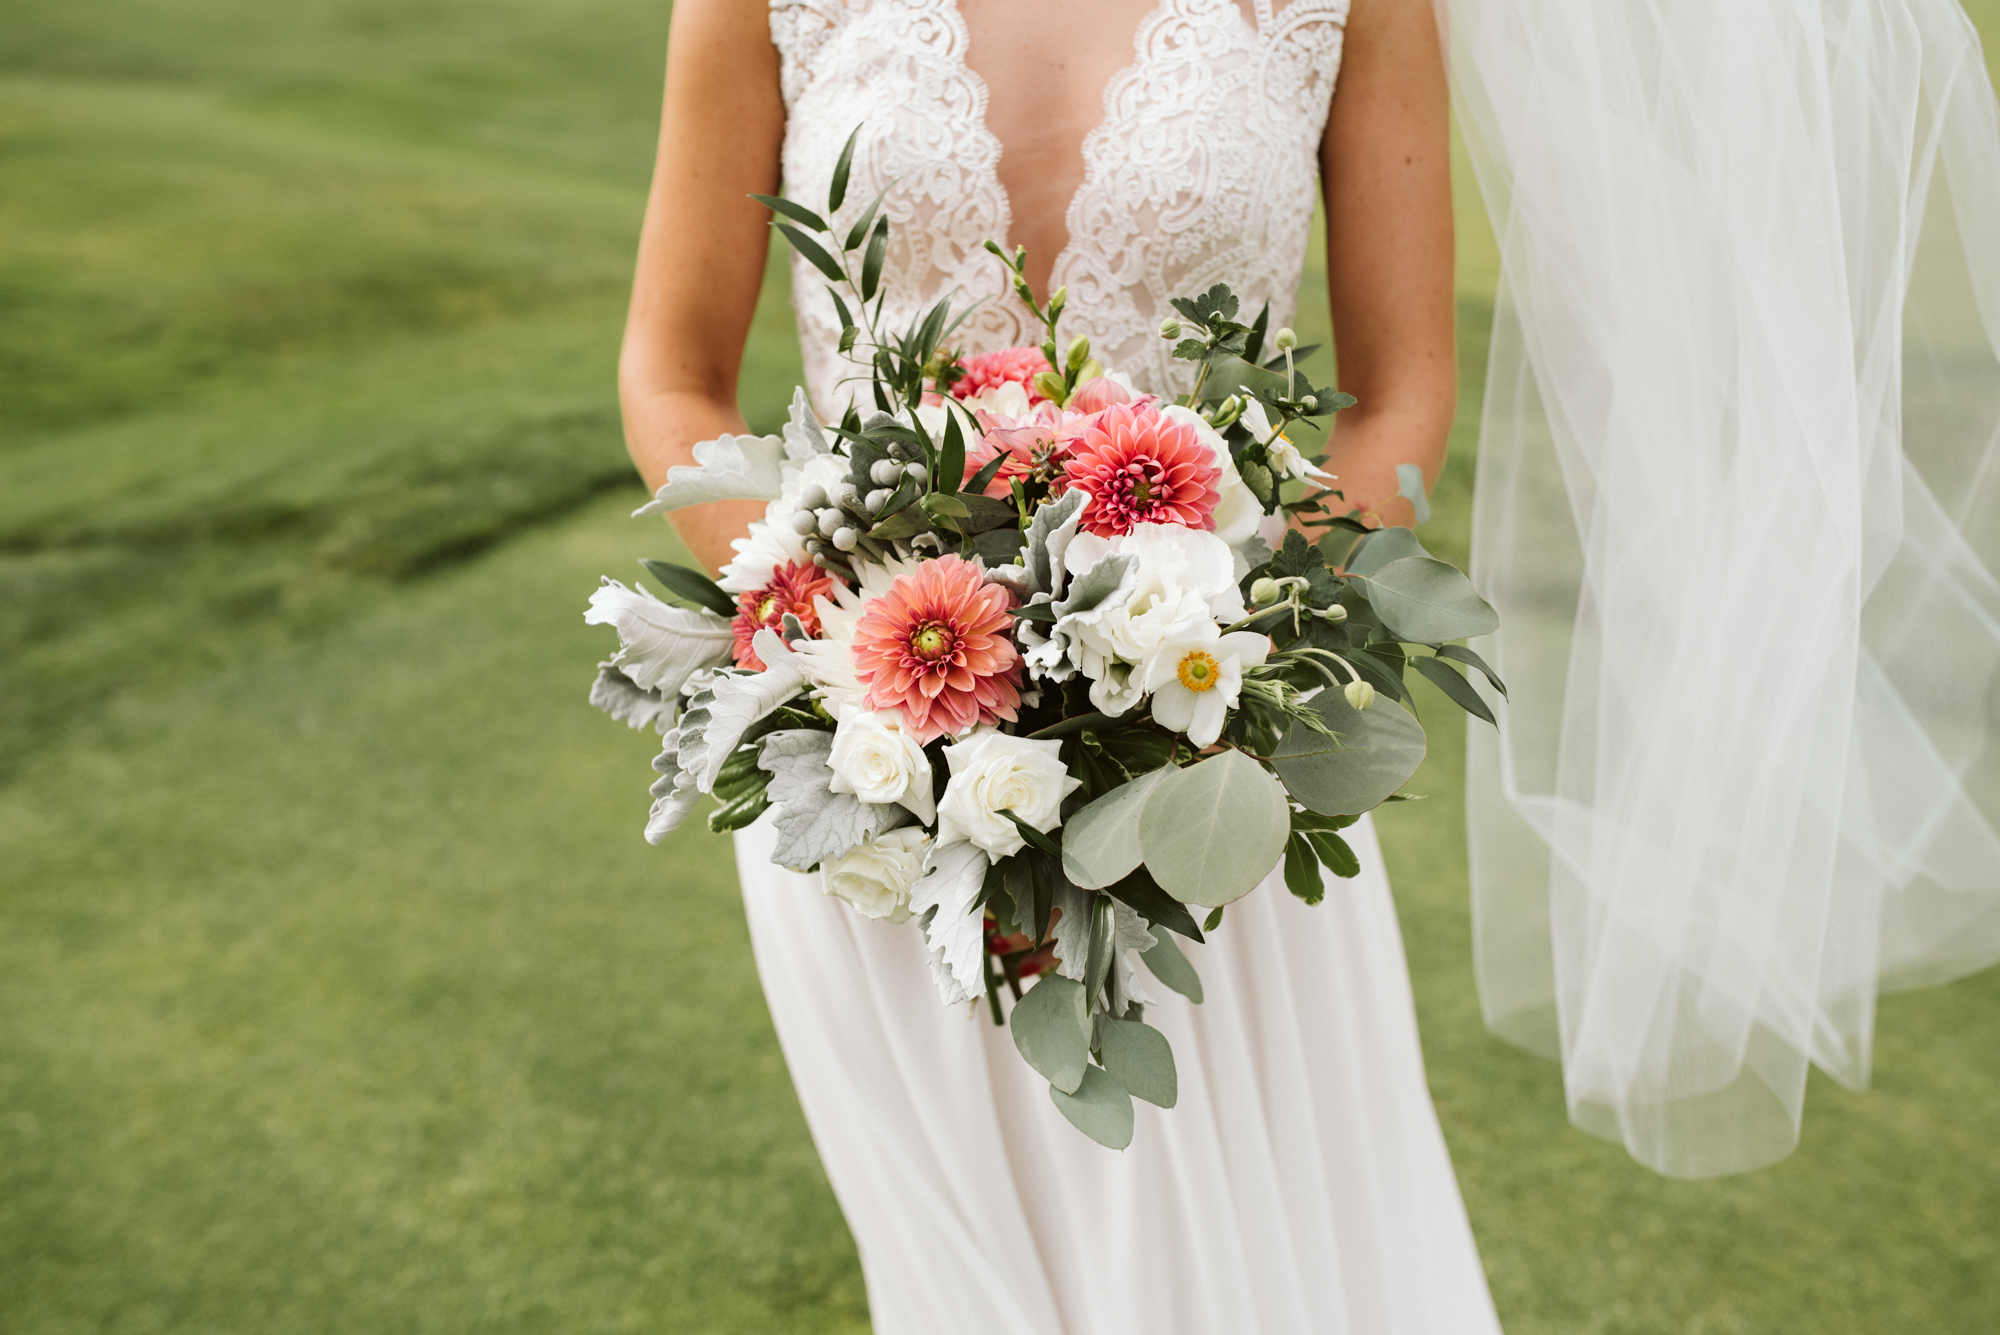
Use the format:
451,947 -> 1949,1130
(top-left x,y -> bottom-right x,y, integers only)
585,132 -> 1502,1148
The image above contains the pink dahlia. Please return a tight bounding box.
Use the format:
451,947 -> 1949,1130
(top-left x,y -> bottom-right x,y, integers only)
732,561 -> 834,670
1062,400 -> 1223,536
951,346 -> 1052,404
849,555 -> 1023,744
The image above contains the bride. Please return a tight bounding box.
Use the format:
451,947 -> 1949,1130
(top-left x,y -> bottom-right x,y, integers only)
618,0 -> 1501,1330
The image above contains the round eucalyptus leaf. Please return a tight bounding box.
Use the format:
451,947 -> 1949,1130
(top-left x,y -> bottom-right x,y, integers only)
1010,974 -> 1089,1094
1060,767 -> 1171,889
1137,749 -> 1290,908
1139,933 -> 1203,1004
1048,1064 -> 1135,1149
1099,1019 -> 1178,1108
1356,556 -> 1499,644
1268,690 -> 1425,816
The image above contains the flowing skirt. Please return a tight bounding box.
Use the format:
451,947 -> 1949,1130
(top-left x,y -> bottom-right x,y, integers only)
733,814 -> 1502,1334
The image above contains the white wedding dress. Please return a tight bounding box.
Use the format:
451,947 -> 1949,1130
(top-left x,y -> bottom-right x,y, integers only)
733,2 -> 1503,1330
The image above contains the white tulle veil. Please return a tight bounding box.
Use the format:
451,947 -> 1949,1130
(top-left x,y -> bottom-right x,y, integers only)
1445,0 -> 2000,1177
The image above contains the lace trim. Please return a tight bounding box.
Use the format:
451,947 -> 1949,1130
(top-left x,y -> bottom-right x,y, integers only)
769,0 -> 1347,411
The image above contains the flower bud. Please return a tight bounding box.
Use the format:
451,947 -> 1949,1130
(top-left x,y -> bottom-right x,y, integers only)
1273,327 -> 1298,352
1249,577 -> 1282,606
1299,393 -> 1318,412
1032,370 -> 1068,404
1318,603 -> 1349,624
1065,336 -> 1091,371
1159,317 -> 1182,340
791,510 -> 819,536
1343,679 -> 1375,711
817,508 -> 844,538
870,459 -> 903,486
797,483 -> 828,511
832,526 -> 859,552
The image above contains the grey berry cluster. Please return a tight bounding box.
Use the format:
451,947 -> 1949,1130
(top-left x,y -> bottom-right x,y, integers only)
787,440 -> 930,568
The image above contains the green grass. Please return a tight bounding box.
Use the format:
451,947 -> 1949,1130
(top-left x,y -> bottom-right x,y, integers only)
2,2 -> 1997,1331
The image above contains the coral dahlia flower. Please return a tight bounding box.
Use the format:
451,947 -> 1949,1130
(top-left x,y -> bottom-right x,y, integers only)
1062,400 -> 1223,537
849,555 -> 1023,744
951,346 -> 1051,405
733,560 -> 834,670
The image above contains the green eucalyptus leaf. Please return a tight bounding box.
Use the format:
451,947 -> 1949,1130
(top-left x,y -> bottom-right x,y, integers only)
1061,767 -> 1171,889
1083,893 -> 1116,1010
1137,749 -> 1290,907
1342,525 -> 1425,576
1099,1019 -> 1177,1108
1048,1064 -> 1134,1149
1395,463 -> 1433,525
1356,556 -> 1500,643
1102,867 -> 1204,944
639,559 -> 738,618
1139,932 -> 1204,1002
775,223 -> 844,282
1283,833 -> 1324,905
1411,655 -> 1497,725
1268,689 -> 1426,817
1304,830 -> 1361,879
1011,974 -> 1089,1094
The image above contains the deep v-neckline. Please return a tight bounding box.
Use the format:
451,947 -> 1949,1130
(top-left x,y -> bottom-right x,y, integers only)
940,0 -> 1180,301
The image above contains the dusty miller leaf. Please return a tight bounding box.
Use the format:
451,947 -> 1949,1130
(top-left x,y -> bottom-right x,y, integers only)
756,729 -> 901,870
677,630 -> 809,791
590,662 -> 675,734
781,387 -> 832,463
645,728 -> 700,845
912,840 -> 990,1006
632,433 -> 787,516
1024,487 -> 1087,596
583,578 -> 733,695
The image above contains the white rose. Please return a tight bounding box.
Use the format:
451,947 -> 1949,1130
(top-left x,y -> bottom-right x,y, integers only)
828,710 -> 937,823
1159,403 -> 1262,547
820,827 -> 929,923
936,730 -> 1081,858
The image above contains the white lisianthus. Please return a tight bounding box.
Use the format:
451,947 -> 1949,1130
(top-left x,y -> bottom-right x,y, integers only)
1142,628 -> 1272,748
717,453 -> 849,593
819,827 -> 930,923
1159,404 -> 1261,547
828,709 -> 937,823
936,730 -> 1081,858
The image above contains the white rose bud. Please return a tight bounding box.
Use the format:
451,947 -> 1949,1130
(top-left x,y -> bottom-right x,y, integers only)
828,710 -> 936,822
819,828 -> 930,924
936,730 -> 1081,859
1344,679 -> 1376,711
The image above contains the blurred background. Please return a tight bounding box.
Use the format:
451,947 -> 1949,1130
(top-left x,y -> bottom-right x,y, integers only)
3,3 -> 1997,1331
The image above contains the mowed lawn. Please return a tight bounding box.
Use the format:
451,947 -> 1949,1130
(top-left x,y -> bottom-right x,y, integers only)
3,3 -> 1998,1332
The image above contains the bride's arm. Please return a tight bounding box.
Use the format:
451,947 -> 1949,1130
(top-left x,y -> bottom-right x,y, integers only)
1318,0 -> 1455,531
619,0 -> 787,573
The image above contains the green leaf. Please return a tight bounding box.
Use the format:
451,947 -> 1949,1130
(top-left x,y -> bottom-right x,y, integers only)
1411,655 -> 1497,725
1137,749 -> 1291,908
1283,833 -> 1325,905
1060,767 -> 1171,889
1101,867 -> 1204,944
965,447 -> 1009,497
1267,690 -> 1426,817
1342,525 -> 1425,576
998,808 -> 1062,859
1095,728 -> 1178,777
1198,355 -> 1290,402
1048,1064 -> 1134,1149
829,123 -> 861,211
1245,301 -> 1270,363
1010,974 -> 1089,1094
1304,830 -> 1361,879
749,194 -> 827,233
861,216 -> 889,300
868,506 -> 930,542
1436,643 -> 1508,697
1356,557 -> 1500,643
1099,1019 -> 1177,1108
921,491 -> 972,524
1012,602 -> 1059,624
844,185 -> 890,251
705,787 -> 770,833
1202,905 -> 1225,932
639,559 -> 737,618
1395,463 -> 1433,525
1139,932 -> 1204,1002
774,223 -> 845,282
1083,893 -> 1115,1010
937,408 -> 965,495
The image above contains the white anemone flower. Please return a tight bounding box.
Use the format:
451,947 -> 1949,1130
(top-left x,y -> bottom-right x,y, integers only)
1142,628 -> 1271,748
1240,399 -> 1334,483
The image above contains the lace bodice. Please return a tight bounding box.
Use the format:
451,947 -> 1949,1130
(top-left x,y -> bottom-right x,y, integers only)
769,0 -> 1349,413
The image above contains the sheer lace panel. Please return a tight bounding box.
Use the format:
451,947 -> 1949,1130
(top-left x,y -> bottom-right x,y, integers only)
769,0 -> 1349,412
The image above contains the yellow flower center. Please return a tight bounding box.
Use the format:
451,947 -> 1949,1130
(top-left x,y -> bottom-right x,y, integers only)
1176,649 -> 1221,693
756,594 -> 781,623
912,623 -> 953,660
